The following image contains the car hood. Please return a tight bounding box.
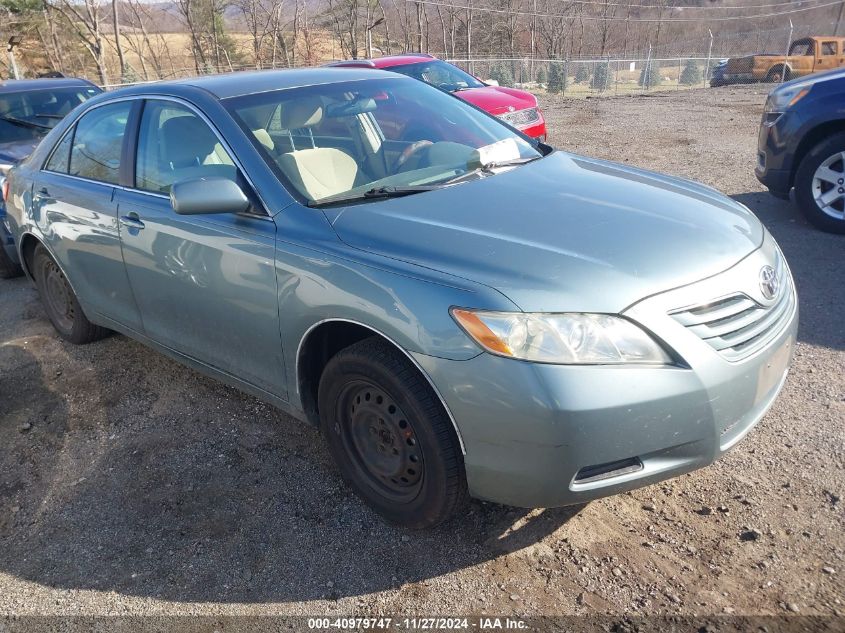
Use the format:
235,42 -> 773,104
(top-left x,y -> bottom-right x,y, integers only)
454,86 -> 537,115
0,139 -> 39,165
324,152 -> 764,313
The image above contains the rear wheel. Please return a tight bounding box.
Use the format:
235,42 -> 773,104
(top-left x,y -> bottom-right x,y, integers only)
765,66 -> 789,83
32,244 -> 110,343
318,337 -> 467,528
794,132 -> 845,234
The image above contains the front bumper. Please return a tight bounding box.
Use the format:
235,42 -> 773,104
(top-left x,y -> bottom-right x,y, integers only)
0,202 -> 20,265
415,236 -> 797,508
755,110 -> 798,198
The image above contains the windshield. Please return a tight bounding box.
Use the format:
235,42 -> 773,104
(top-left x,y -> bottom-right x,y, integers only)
387,60 -> 485,91
0,86 -> 101,144
224,77 -> 541,205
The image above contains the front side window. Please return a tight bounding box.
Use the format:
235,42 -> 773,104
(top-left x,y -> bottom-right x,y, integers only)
224,77 -> 541,205
821,41 -> 838,56
0,86 -> 100,145
136,100 -> 236,194
388,60 -> 485,92
68,101 -> 131,185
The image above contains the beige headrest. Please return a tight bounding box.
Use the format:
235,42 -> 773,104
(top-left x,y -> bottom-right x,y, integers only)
252,129 -> 275,151
282,97 -> 323,130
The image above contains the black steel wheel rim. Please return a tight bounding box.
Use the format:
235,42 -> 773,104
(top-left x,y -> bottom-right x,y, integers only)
338,380 -> 424,502
42,260 -> 74,332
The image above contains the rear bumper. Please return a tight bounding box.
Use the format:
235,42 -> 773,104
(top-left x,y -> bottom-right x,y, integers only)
414,236 -> 797,508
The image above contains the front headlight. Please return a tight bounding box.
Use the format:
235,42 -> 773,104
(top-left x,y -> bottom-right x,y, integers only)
451,309 -> 672,365
764,85 -> 810,114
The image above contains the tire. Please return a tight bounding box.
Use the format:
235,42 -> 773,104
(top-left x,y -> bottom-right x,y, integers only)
794,132 -> 845,234
32,244 -> 109,344
0,242 -> 22,279
765,66 -> 789,83
318,336 -> 467,528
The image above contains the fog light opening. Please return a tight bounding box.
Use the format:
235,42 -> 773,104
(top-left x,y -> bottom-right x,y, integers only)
574,457 -> 644,484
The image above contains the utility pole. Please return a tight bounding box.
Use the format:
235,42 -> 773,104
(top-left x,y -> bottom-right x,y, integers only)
366,17 -> 385,59
7,36 -> 22,80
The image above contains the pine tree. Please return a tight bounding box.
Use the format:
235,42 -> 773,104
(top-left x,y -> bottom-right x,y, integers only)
547,62 -> 566,94
680,59 -> 702,85
591,61 -> 610,91
639,61 -> 661,89
575,64 -> 590,84
490,63 -> 515,87
536,66 -> 547,85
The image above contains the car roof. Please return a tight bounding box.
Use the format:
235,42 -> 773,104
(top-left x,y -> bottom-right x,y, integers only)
327,54 -> 437,70
0,78 -> 99,94
111,67 -> 405,100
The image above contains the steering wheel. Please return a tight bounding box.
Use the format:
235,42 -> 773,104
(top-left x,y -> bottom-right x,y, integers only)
393,140 -> 433,172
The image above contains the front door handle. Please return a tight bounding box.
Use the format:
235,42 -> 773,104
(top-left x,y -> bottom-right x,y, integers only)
119,212 -> 145,230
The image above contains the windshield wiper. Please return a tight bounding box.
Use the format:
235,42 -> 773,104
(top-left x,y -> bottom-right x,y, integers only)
0,115 -> 51,131
307,185 -> 438,208
439,156 -> 542,186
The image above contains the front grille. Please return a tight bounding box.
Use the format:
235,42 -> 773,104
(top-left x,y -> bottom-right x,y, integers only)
669,265 -> 795,362
498,107 -> 540,128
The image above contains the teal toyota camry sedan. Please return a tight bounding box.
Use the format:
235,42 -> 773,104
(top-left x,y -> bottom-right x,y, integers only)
3,69 -> 797,528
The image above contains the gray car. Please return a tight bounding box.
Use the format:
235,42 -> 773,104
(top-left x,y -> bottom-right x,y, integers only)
3,69 -> 797,528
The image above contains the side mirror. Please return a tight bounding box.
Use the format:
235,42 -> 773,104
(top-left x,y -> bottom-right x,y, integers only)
484,79 -> 500,87
170,177 -> 250,215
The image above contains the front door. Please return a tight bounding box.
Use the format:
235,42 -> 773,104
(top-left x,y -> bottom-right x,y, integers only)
117,99 -> 285,398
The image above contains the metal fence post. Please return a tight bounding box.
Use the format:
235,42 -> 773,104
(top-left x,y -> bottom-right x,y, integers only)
705,29 -> 713,88
615,59 -> 620,95
782,19 -> 794,84
562,59 -> 567,97
643,44 -> 652,91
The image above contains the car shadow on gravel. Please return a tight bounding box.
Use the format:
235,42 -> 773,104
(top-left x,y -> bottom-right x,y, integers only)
0,328 -> 583,604
732,191 -> 844,352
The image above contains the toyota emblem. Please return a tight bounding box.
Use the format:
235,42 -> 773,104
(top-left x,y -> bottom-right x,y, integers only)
759,265 -> 779,300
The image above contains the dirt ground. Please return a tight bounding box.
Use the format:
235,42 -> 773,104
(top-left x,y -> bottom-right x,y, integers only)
0,85 -> 843,626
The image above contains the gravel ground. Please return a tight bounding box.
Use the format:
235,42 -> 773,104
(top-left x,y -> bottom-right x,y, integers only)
0,85 -> 843,624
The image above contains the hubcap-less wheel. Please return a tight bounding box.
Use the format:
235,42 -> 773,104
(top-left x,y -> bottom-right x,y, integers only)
338,380 -> 423,502
812,152 -> 845,220
42,260 -> 75,332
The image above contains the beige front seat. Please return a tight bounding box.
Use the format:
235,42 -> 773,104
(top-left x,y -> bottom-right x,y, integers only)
278,97 -> 358,201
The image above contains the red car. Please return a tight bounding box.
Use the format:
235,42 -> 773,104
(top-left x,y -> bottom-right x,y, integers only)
326,54 -> 547,141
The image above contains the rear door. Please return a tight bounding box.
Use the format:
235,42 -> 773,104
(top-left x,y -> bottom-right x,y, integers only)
34,100 -> 144,331
116,98 -> 285,398
814,40 -> 840,72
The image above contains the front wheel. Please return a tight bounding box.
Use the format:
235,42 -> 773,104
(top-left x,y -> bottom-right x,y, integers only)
32,244 -> 110,343
794,132 -> 845,234
318,337 -> 467,528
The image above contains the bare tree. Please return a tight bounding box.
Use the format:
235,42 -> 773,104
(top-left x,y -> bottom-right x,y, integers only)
47,0 -> 109,84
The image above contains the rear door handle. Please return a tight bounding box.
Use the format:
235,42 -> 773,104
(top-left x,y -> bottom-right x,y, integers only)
119,211 -> 145,230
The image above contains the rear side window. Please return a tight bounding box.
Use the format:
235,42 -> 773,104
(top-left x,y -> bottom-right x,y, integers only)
68,101 -> 131,185
135,100 -> 236,194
